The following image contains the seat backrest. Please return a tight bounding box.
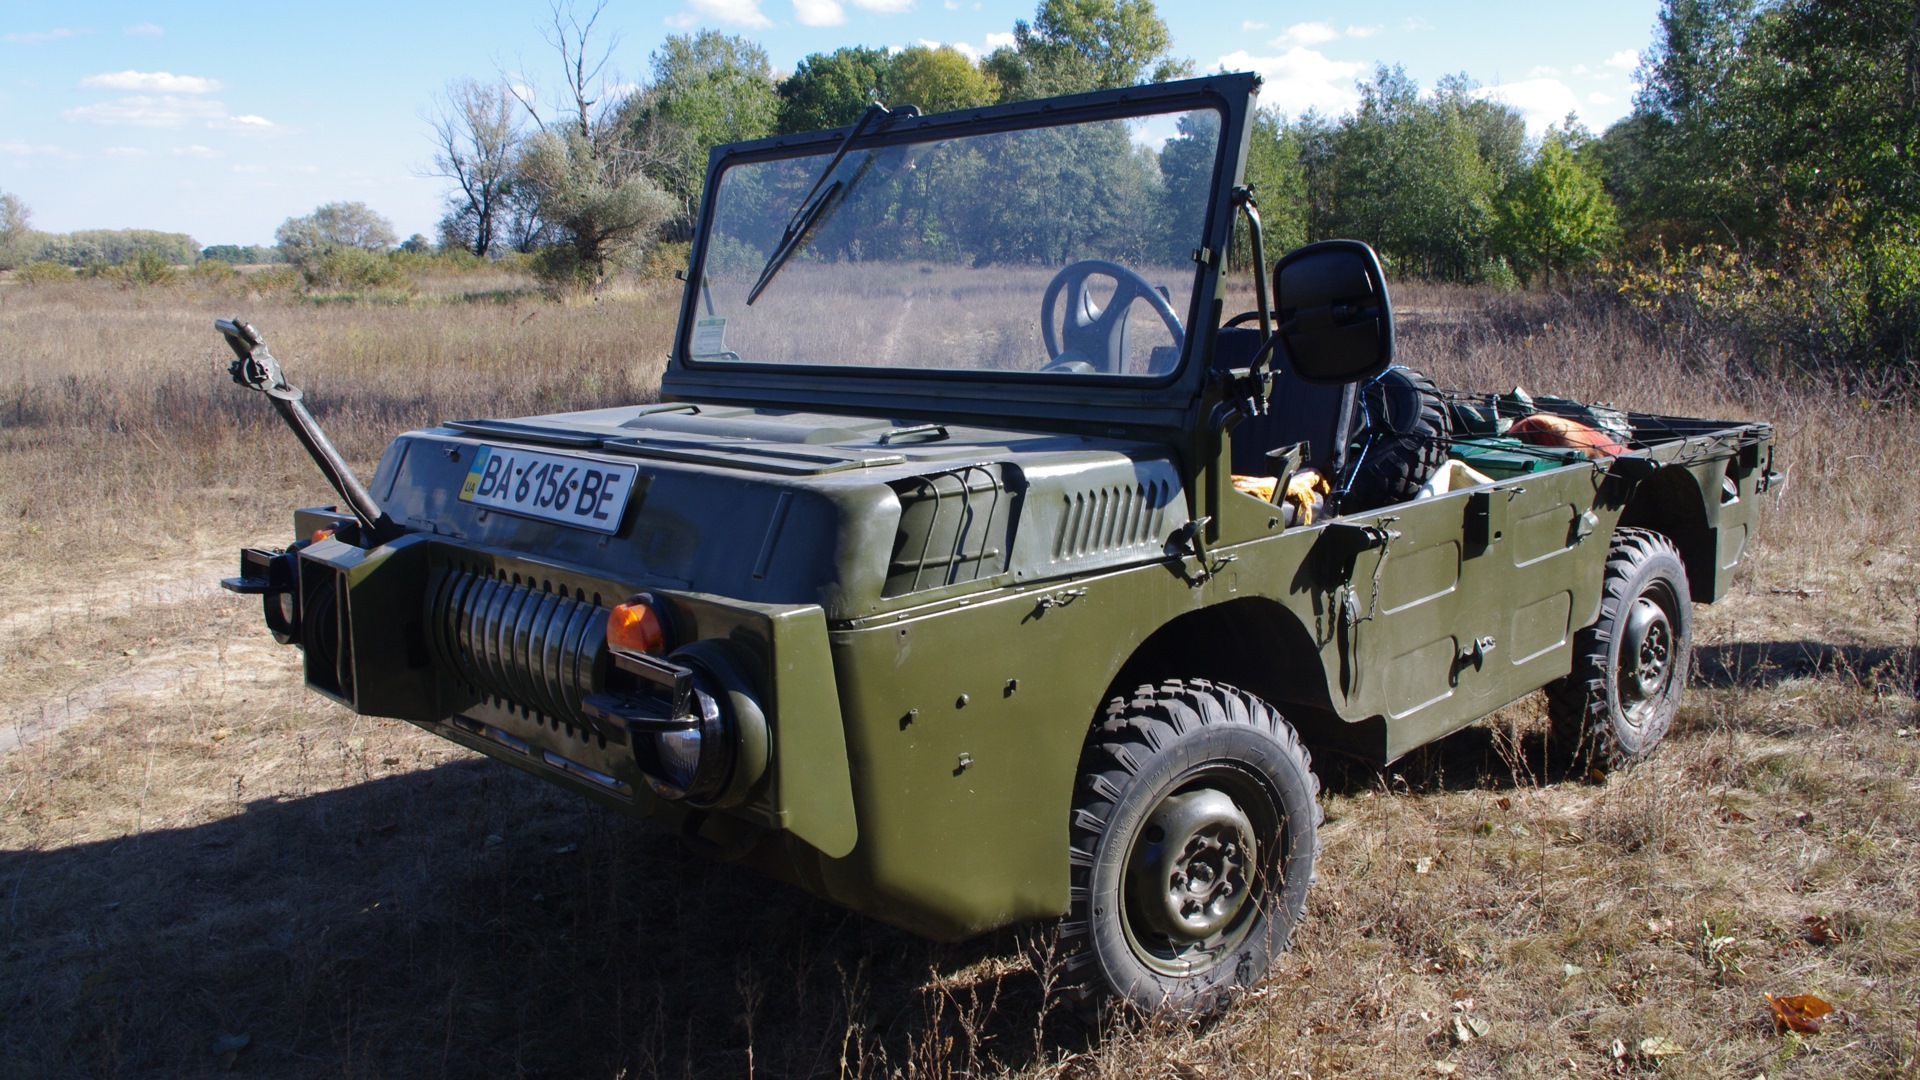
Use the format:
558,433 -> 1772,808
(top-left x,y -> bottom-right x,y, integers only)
1213,326 -> 1359,478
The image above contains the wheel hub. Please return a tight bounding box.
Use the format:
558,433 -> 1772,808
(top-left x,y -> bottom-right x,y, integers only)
1619,594 -> 1674,721
1129,788 -> 1257,941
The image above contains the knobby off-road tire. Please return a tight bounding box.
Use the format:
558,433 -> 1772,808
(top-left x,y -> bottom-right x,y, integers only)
1340,366 -> 1450,512
1062,680 -> 1320,1017
1548,528 -> 1693,776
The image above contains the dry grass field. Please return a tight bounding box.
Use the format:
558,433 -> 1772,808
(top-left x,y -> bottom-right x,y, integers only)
0,269 -> 1915,1079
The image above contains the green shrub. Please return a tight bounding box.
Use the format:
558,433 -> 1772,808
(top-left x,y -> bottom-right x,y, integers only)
529,244 -> 598,294
247,265 -> 302,296
13,261 -> 72,286
302,247 -> 414,291
187,259 -> 239,286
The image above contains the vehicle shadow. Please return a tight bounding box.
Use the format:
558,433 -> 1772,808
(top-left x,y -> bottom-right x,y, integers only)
1692,640 -> 1916,693
1315,638 -> 1920,801
0,759 -> 1086,1078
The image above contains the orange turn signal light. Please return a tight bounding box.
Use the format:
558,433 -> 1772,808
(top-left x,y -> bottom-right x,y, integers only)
311,527 -> 336,544
607,596 -> 668,656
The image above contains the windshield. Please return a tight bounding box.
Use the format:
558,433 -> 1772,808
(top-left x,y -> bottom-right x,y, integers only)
686,106 -> 1224,380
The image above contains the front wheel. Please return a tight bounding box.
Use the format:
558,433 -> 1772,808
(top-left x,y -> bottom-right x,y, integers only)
1063,680 -> 1320,1016
1548,528 -> 1693,775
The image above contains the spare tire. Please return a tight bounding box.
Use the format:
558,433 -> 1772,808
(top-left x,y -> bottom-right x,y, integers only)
1340,367 -> 1449,511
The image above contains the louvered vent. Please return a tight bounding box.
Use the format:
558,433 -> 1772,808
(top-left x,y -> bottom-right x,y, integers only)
884,465 -> 1017,597
426,564 -> 609,733
1052,479 -> 1172,561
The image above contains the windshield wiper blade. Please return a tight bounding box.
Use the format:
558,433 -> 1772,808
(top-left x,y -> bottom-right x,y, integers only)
746,102 -> 905,306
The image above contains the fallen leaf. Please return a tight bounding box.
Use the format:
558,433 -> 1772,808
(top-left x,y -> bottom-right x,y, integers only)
1717,805 -> 1751,822
1449,1016 -> 1490,1044
1496,796 -> 1512,811
1646,918 -> 1675,937
1432,1062 -> 1458,1076
1803,916 -> 1843,946
1609,1039 -> 1626,1060
1637,1036 -> 1683,1058
1562,962 -> 1585,979
1414,856 -> 1434,875
1766,993 -> 1833,1034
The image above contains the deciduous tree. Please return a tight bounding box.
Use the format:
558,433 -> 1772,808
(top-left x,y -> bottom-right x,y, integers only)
427,78 -> 522,257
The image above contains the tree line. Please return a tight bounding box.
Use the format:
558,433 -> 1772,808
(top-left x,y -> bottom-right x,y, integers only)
3,0 -> 1909,372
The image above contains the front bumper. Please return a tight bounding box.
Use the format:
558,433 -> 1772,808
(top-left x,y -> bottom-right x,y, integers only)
226,513 -> 858,859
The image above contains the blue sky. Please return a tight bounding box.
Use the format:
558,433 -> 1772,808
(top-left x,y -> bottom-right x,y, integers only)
1,1 -> 1659,247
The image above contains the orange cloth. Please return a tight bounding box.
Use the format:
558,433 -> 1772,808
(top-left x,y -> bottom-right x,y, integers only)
1510,413 -> 1628,458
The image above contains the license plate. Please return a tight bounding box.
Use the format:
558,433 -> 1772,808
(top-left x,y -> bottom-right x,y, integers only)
458,445 -> 639,534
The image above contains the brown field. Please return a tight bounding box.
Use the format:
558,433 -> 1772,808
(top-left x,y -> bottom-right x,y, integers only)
1,269 -> 1915,1078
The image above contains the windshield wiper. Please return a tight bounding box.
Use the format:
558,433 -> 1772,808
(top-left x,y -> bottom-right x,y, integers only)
746,102 -> 911,306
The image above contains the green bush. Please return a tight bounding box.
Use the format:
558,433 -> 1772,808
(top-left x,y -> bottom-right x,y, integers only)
528,244 -> 598,293
12,261 -> 72,286
302,247 -> 414,291
247,265 -> 302,296
187,259 -> 239,286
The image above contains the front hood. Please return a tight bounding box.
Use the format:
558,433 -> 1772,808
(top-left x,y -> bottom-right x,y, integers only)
369,403 -> 1190,621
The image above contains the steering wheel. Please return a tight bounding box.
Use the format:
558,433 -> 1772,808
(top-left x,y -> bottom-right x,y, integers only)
1040,260 -> 1184,374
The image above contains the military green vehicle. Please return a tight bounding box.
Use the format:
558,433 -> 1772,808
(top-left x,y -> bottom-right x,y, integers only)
222,72 -> 1774,1015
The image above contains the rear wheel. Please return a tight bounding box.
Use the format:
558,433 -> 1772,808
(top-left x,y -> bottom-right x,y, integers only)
1063,680 -> 1319,1016
1548,528 -> 1692,774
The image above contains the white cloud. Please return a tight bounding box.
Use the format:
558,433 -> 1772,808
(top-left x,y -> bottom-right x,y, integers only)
1345,24 -> 1381,39
849,0 -> 913,11
1242,20 -> 1268,30
4,28 -> 81,44
0,141 -> 80,159
208,114 -> 280,134
944,0 -> 959,8
1273,21 -> 1338,47
950,30 -> 1013,60
171,144 -> 221,158
1587,91 -> 1615,105
124,23 -> 163,36
1402,17 -> 1434,32
1475,79 -> 1582,135
1529,65 -> 1559,77
1571,64 -> 1590,75
81,70 -> 223,93
1604,49 -> 1638,70
1217,47 -> 1364,117
102,146 -> 147,158
674,0 -> 771,28
794,0 -> 845,24
63,94 -> 227,127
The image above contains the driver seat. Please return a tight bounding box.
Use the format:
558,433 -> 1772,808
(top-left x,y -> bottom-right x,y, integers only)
1212,326 -> 1360,480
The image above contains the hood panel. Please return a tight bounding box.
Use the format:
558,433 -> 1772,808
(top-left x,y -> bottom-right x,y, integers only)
376,403 -> 1188,620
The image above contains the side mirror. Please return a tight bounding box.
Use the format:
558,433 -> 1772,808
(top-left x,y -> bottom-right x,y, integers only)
1271,239 -> 1393,385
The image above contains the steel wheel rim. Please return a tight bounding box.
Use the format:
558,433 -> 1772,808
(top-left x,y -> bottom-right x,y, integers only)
1120,765 -> 1276,976
1618,588 -> 1677,726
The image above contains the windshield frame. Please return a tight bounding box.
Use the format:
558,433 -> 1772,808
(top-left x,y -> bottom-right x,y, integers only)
662,73 -> 1259,434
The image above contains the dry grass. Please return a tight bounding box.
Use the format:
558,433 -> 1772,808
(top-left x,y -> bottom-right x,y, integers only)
1,274 -> 1916,1078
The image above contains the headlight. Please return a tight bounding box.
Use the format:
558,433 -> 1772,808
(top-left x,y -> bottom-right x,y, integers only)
640,668 -> 732,802
588,636 -> 770,809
